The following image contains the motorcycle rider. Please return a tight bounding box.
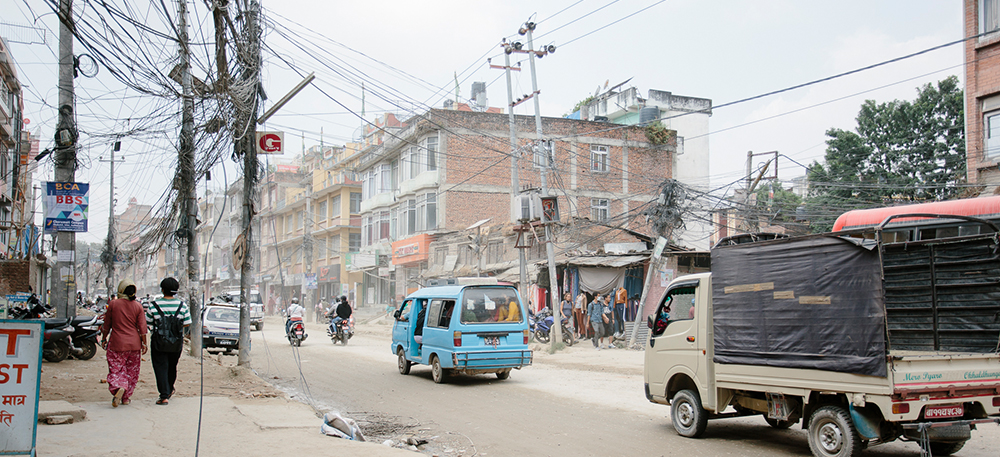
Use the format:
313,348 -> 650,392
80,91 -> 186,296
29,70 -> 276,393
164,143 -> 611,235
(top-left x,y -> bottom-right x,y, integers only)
326,295 -> 353,337
285,297 -> 305,335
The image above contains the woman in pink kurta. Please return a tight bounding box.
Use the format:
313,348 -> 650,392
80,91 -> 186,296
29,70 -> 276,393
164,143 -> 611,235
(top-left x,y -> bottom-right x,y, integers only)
100,279 -> 148,407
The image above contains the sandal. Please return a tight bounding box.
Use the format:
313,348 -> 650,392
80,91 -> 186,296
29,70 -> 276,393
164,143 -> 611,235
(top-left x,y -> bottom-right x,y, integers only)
112,388 -> 124,408
168,389 -> 176,399
121,399 -> 130,405
156,398 -> 169,405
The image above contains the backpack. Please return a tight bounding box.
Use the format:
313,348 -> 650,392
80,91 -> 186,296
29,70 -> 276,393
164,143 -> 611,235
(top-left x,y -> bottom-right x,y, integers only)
151,301 -> 185,352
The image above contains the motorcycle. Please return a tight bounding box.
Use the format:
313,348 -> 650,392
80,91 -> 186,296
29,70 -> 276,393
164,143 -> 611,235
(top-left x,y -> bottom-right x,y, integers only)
530,307 -> 575,346
68,314 -> 102,360
286,318 -> 307,346
326,316 -> 354,345
10,306 -> 84,362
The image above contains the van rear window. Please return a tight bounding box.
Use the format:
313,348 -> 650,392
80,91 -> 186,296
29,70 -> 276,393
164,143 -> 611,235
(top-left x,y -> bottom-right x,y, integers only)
460,288 -> 522,324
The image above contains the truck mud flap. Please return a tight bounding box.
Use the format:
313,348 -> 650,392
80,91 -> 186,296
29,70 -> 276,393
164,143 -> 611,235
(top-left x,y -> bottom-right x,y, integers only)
902,418 -> 999,457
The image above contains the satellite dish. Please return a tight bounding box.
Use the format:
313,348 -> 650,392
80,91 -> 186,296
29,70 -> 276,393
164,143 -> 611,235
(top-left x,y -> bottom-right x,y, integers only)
594,86 -> 601,98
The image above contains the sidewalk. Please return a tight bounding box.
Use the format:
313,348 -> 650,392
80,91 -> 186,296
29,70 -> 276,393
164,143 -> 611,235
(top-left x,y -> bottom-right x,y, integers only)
36,395 -> 409,457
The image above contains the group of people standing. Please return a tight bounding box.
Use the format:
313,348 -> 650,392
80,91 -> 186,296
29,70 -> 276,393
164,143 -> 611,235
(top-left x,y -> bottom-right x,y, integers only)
559,287 -> 630,350
99,277 -> 191,407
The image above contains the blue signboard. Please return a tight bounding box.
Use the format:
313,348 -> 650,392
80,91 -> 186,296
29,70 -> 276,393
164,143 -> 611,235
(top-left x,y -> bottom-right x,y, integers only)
43,182 -> 89,233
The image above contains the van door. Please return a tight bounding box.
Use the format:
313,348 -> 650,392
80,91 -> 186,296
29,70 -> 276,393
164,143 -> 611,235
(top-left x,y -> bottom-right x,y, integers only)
392,299 -> 413,355
421,299 -> 455,365
645,281 -> 702,400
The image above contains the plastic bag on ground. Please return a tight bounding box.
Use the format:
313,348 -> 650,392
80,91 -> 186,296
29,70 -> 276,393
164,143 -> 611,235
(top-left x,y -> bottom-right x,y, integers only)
321,411 -> 366,441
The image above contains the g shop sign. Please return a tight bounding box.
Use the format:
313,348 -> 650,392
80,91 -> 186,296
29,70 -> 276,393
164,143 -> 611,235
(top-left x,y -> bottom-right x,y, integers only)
0,320 -> 43,455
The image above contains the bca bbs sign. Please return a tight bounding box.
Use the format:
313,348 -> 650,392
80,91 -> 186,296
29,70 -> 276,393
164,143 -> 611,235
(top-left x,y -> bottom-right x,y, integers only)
255,131 -> 284,155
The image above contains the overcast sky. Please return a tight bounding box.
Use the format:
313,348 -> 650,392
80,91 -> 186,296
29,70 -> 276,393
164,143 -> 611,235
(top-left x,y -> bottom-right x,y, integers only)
2,0 -> 964,245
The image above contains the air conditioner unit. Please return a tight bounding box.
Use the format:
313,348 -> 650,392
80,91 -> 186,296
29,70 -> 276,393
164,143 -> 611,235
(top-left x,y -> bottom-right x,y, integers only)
511,193 -> 542,223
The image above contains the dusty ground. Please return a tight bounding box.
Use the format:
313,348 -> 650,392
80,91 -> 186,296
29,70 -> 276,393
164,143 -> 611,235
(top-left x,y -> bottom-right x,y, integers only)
39,343 -> 281,405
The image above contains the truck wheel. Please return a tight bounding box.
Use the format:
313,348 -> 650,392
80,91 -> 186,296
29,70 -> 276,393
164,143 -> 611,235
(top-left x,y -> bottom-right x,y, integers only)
808,406 -> 862,457
764,415 -> 796,429
431,355 -> 447,384
397,348 -> 411,375
927,440 -> 966,456
671,389 -> 708,438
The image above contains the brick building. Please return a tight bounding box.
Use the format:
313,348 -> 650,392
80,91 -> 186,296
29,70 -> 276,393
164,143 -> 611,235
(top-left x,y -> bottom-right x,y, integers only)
966,0 -> 1000,185
354,106 -> 675,306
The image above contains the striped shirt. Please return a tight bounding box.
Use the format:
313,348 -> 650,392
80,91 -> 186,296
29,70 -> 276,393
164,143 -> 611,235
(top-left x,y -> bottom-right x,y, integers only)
147,297 -> 192,326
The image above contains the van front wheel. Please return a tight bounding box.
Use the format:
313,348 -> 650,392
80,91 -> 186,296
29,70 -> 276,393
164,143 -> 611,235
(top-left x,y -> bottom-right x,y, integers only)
670,389 -> 708,438
808,406 -> 862,457
397,348 -> 411,375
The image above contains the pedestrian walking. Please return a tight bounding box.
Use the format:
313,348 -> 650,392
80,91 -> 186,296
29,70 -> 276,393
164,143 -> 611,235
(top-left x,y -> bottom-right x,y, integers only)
602,294 -> 616,348
147,277 -> 191,405
574,292 -> 587,339
614,286 -> 627,335
560,293 -> 574,336
316,297 -> 326,323
588,294 -> 605,349
100,279 -> 148,407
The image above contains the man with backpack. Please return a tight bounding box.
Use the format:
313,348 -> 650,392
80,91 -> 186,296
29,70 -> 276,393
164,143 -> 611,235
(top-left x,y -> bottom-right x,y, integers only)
147,277 -> 191,405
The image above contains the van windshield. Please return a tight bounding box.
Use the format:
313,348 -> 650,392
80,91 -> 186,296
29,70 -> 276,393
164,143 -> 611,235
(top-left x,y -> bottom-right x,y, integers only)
460,287 -> 522,324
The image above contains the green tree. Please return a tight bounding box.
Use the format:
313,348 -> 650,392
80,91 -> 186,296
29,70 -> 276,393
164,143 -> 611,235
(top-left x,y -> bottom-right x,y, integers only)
753,182 -> 802,224
805,76 -> 965,231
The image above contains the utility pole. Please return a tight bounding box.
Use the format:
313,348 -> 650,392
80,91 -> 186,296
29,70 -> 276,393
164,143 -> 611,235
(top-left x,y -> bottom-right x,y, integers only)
99,142 -> 123,295
177,0 -> 202,355
521,20 -> 562,347
53,0 -> 77,318
490,42 -> 529,309
237,0 -> 263,365
304,179 -> 315,320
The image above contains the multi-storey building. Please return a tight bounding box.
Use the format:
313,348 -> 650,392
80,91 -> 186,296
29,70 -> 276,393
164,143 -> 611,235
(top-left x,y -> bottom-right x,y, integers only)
966,0 -> 1000,185
574,87 -> 712,249
354,106 -> 675,307
0,37 -> 31,259
258,145 -> 363,311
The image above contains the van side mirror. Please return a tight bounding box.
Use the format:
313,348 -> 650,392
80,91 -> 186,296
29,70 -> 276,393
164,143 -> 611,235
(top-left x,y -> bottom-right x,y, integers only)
647,315 -> 654,329
393,308 -> 402,320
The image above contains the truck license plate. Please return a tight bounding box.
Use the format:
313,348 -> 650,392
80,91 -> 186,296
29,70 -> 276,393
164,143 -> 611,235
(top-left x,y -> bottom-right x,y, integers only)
483,336 -> 500,347
924,404 -> 963,419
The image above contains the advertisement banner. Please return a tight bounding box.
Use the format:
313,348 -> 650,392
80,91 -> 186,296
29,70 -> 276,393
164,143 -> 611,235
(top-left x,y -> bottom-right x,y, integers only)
317,264 -> 340,283
43,182 -> 89,233
0,320 -> 44,455
304,273 -> 318,290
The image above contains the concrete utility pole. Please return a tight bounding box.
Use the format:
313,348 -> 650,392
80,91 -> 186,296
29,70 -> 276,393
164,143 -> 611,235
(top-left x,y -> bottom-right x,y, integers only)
522,21 -> 563,347
53,0 -> 77,318
304,180 -> 315,319
99,143 -> 123,296
177,0 -> 202,355
491,42 -> 530,310
237,0 -> 263,365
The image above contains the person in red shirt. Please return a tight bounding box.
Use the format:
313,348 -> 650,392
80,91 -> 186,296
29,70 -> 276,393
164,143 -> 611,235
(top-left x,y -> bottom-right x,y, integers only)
100,279 -> 148,407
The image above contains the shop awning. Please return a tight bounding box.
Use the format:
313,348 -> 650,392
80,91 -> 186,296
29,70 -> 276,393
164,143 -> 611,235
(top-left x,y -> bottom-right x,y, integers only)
540,254 -> 650,268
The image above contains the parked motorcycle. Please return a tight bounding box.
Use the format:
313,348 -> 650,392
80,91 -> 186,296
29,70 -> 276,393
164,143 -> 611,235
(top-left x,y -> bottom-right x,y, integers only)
326,316 -> 354,345
530,307 -> 575,346
286,319 -> 307,346
68,314 -> 102,360
10,306 -> 80,362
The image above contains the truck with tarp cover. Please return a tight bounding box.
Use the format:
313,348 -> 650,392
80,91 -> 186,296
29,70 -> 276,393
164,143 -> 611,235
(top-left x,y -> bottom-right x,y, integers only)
643,217 -> 1000,457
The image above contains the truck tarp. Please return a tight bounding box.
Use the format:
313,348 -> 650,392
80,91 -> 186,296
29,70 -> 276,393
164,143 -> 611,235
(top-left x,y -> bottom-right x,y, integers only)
711,235 -> 887,377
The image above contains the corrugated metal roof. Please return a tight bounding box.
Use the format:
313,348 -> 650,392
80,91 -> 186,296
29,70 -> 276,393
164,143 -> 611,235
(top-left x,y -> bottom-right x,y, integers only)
537,254 -> 649,268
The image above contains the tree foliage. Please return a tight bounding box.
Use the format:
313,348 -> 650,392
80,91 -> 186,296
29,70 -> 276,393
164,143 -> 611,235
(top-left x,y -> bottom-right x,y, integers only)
805,76 -> 965,231
753,182 -> 802,224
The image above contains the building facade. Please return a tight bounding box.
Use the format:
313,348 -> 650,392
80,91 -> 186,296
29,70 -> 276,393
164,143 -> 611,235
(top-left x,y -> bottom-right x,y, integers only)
966,0 -> 1000,185
0,37 -> 32,259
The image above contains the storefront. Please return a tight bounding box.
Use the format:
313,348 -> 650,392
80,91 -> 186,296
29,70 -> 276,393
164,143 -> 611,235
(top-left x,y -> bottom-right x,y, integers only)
391,234 -> 433,297
317,263 -> 340,301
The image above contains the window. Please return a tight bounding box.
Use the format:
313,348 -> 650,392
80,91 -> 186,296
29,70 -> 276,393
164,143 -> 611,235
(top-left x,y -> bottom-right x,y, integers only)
983,0 -> 1000,35
297,211 -> 304,230
987,112 -> 1000,159
350,192 -> 362,213
425,136 -> 438,171
285,215 -> 293,234
591,198 -> 609,221
317,201 -> 327,221
425,193 -> 437,230
533,140 -> 553,168
404,199 -> 417,236
389,207 -> 398,240
486,240 -> 505,264
591,145 -> 609,172
409,146 -> 420,178
363,215 -> 371,246
391,160 -> 399,190
460,288 -> 521,324
427,299 -> 455,328
651,285 -> 697,337
329,234 -> 341,256
349,233 -> 361,252
331,195 -> 341,218
379,211 -> 390,240
322,237 -> 329,258
379,163 -> 392,193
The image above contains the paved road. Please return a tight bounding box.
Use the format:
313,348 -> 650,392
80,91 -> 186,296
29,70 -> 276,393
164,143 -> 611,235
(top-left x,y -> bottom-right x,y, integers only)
248,317 -> 999,456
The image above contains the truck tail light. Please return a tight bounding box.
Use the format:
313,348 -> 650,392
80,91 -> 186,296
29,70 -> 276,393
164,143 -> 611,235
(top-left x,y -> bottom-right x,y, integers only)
453,331 -> 462,347
203,326 -> 209,335
993,397 -> 1000,407
892,403 -> 910,414
523,329 -> 529,344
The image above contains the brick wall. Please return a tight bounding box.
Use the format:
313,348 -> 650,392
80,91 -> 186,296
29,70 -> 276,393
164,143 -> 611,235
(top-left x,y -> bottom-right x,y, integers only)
965,0 -> 1000,184
0,259 -> 33,296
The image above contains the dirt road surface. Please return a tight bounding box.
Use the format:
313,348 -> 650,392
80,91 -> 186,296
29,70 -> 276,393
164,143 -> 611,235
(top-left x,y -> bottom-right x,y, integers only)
253,316 -> 1000,457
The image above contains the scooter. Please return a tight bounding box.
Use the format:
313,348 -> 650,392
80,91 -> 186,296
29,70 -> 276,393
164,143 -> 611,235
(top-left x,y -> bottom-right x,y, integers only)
68,314 -> 102,360
530,307 -> 575,346
8,306 -> 75,362
286,318 -> 307,346
326,316 -> 354,346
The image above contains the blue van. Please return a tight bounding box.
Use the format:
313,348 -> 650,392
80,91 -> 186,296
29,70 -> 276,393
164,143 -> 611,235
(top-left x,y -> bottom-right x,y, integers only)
391,284 -> 532,383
